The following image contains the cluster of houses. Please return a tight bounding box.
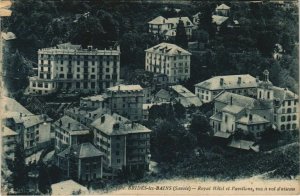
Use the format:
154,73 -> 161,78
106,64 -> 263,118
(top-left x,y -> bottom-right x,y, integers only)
1,2 -> 298,190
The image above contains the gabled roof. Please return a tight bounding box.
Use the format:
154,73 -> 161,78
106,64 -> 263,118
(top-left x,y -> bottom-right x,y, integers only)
107,84 -> 143,92
195,74 -> 257,90
228,140 -> 256,151
237,114 -> 270,125
155,89 -> 171,100
215,92 -> 272,110
145,43 -> 191,56
58,142 -> 104,159
210,112 -> 222,121
148,16 -> 166,25
1,32 -> 16,41
170,85 -> 195,98
216,3 -> 230,10
212,15 -> 229,25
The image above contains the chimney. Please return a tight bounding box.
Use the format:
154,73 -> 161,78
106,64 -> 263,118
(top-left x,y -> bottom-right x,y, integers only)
237,77 -> 241,84
249,114 -> 253,121
68,123 -> 71,128
230,96 -> 233,105
89,113 -> 91,118
59,120 -> 62,127
283,88 -> 288,99
101,116 -> 105,123
220,78 -> 224,86
20,113 -> 22,118
131,121 -> 134,129
118,85 -> 121,91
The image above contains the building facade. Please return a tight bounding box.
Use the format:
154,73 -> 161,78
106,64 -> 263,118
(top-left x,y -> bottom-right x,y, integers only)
56,142 -> 104,182
28,42 -> 120,95
195,74 -> 258,103
2,126 -> 18,161
91,114 -> 151,173
145,43 -> 191,83
53,115 -> 91,152
106,85 -> 144,121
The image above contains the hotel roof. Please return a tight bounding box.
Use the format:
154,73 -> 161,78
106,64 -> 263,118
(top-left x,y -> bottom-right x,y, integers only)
145,42 -> 192,56
195,74 -> 257,90
107,84 -> 143,92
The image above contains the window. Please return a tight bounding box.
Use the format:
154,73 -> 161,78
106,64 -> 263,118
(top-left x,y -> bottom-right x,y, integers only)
281,116 -> 285,122
225,115 -> 228,122
293,115 -> 297,120
76,82 -> 80,88
60,67 -> 63,71
293,107 -> 297,112
44,83 -> 48,88
106,75 -> 110,79
77,60 -> 80,65
91,75 -> 95,79
281,125 -> 285,130
117,159 -> 120,163
282,109 -> 285,114
287,115 -> 291,121
77,67 -> 80,72
287,108 -> 292,113
292,124 -> 297,129
61,60 -> 63,64
106,68 -> 110,72
116,143 -> 120,148
91,82 -> 95,89
91,68 -> 95,72
77,74 -> 80,79
267,92 -> 270,99
116,151 -> 119,156
288,100 -> 291,106
287,124 -> 291,130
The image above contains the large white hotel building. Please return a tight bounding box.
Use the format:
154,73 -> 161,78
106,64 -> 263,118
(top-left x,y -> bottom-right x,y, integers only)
28,43 -> 120,95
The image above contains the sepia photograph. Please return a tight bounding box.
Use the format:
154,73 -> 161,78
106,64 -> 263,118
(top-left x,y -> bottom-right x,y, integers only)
0,0 -> 299,195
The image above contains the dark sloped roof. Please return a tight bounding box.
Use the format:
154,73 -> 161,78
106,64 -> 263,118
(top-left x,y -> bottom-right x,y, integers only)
58,142 -> 104,159
155,89 -> 171,100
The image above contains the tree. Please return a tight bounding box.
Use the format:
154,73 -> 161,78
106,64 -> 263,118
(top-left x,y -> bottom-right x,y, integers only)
173,102 -> 186,119
189,114 -> 212,145
198,4 -> 216,38
193,29 -> 209,49
12,144 -> 28,192
38,165 -> 51,194
175,20 -> 188,48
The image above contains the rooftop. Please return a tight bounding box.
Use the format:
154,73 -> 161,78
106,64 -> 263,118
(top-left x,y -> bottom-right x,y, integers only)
145,42 -> 192,56
214,131 -> 232,138
155,89 -> 171,100
215,92 -> 272,110
1,32 -> 16,41
38,42 -> 120,55
107,84 -> 143,92
148,16 -> 194,27
1,126 -> 18,137
91,113 -> 151,136
54,115 -> 89,133
272,86 -> 298,100
216,3 -> 230,10
195,74 -> 257,90
12,114 -> 52,128
228,140 -> 256,151
221,104 -> 244,114
57,142 -> 104,159
210,112 -> 222,121
81,94 -> 107,102
237,114 -> 270,125
212,15 -> 229,25
0,96 -> 33,119
51,180 -> 88,195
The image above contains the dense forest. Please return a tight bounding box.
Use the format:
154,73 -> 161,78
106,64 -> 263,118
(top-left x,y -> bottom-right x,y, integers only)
2,0 -> 299,94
